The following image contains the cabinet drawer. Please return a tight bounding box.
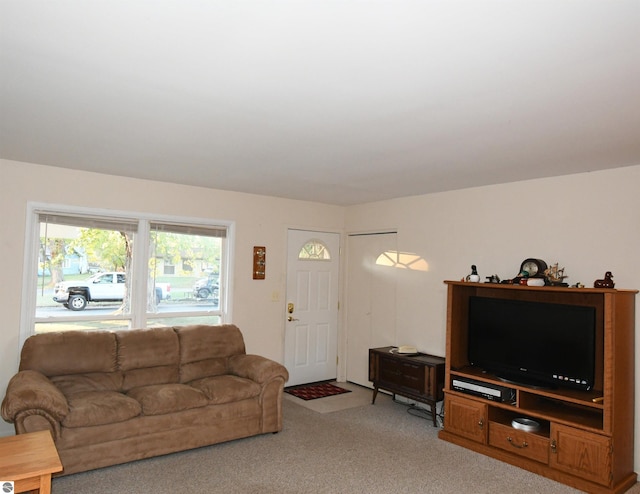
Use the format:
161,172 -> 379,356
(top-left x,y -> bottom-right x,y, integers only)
489,422 -> 549,464
379,358 -> 424,392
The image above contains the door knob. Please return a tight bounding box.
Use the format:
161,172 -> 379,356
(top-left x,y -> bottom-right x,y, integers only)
287,316 -> 299,322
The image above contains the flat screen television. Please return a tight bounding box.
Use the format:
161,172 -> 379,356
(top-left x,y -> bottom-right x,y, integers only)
468,296 -> 596,391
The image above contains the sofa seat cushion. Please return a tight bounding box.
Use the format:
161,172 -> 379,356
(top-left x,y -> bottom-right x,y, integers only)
127,384 -> 208,416
63,391 -> 142,428
189,375 -> 261,404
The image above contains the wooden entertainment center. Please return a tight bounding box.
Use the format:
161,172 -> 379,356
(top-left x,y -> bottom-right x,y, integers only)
438,281 -> 637,494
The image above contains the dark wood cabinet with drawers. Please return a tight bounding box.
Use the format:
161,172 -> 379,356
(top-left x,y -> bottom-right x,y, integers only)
368,347 -> 445,426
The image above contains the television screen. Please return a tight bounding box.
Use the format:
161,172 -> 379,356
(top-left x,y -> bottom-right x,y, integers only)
468,296 -> 596,391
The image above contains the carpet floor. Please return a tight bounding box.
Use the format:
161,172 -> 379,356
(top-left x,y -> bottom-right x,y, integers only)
51,386 -> 640,494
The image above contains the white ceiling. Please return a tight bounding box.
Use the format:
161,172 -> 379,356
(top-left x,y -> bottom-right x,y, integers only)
1,1 -> 639,206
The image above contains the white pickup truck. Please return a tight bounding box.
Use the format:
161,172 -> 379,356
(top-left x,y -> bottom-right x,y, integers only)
53,272 -> 170,311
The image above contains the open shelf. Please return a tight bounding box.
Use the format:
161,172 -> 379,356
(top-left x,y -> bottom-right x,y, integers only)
450,367 -> 604,411
488,407 -> 551,439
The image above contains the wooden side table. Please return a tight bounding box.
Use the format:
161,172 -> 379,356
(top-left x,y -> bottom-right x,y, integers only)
369,347 -> 445,426
0,430 -> 63,494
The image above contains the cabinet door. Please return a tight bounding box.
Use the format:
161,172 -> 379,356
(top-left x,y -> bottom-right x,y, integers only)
444,395 -> 487,444
550,424 -> 612,487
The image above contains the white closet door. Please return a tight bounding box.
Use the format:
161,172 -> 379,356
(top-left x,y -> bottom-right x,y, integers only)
345,232 -> 397,387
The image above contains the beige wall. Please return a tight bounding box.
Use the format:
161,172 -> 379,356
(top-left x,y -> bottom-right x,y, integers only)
2,159 -> 639,472
0,159 -> 345,436
345,164 -> 640,472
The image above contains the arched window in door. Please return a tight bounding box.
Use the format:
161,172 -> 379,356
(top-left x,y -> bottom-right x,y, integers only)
298,239 -> 331,261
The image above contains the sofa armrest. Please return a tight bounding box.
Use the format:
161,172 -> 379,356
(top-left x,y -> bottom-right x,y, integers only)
228,354 -> 289,385
1,370 -> 69,425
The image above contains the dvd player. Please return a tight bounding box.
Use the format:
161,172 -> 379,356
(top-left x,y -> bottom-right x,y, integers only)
452,377 -> 515,403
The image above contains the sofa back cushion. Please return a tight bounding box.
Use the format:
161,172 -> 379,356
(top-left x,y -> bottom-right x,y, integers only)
51,372 -> 124,396
19,330 -> 118,377
117,327 -> 180,391
175,324 -> 246,383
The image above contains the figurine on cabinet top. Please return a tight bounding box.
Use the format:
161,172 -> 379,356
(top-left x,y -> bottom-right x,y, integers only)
466,265 -> 480,282
594,271 -> 615,289
485,274 -> 501,284
545,263 -> 568,287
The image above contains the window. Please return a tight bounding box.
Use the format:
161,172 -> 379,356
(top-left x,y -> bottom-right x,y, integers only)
298,239 -> 331,260
24,204 -> 232,342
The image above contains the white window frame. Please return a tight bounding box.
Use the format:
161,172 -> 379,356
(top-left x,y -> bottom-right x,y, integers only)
20,202 -> 235,347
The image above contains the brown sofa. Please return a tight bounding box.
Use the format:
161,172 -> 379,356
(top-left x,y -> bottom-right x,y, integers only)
1,324 -> 289,476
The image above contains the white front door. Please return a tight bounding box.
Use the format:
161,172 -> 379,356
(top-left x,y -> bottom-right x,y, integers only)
285,229 -> 340,386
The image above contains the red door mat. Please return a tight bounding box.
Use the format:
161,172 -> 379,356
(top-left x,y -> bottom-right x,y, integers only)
285,382 -> 352,401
